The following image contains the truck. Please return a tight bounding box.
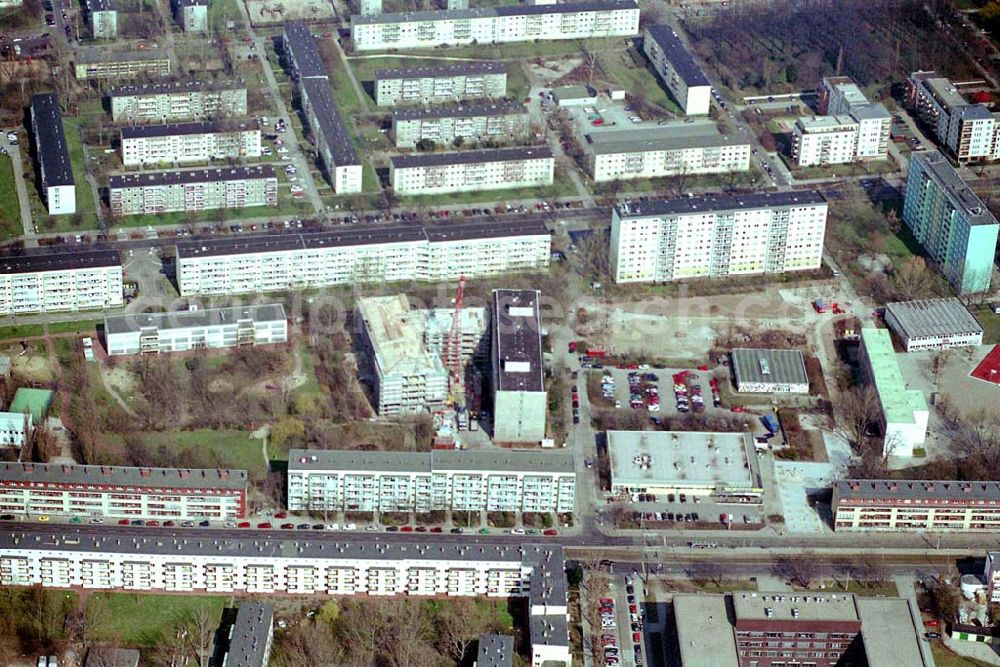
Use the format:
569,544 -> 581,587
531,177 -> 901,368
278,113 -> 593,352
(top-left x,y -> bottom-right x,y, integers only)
760,414 -> 780,435
586,348 -> 608,358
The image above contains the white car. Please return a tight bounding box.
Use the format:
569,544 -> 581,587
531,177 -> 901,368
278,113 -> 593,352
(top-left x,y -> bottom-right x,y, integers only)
277,147 -> 289,154
344,522 -> 357,530
261,147 -> 273,155
510,528 -> 526,535
325,523 -> 339,530
281,155 -> 292,161
290,185 -> 304,193
288,176 -> 298,182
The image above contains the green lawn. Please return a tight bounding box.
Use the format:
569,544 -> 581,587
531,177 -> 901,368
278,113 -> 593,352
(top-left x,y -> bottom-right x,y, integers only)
62,118 -> 100,225
931,645 -> 997,667
86,593 -> 230,646
0,153 -> 21,239
596,49 -> 683,116
974,308 -> 1000,344
208,0 -> 238,30
291,342 -> 324,400
47,319 -> 102,335
140,429 -> 266,475
0,323 -> 45,341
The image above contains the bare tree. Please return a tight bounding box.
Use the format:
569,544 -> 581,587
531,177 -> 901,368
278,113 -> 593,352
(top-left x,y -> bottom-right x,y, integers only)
686,561 -> 726,587
774,552 -> 821,588
834,384 -> 880,453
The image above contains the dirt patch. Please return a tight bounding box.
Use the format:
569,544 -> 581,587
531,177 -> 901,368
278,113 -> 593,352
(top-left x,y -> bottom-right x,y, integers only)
525,56 -> 583,86
11,355 -> 52,382
208,378 -> 234,393
103,365 -> 136,397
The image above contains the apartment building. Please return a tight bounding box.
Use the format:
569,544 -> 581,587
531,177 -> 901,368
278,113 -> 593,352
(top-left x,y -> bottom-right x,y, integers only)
109,81 -> 248,124
374,62 -> 507,106
903,151 -> 1000,294
350,0 -> 640,51
859,327 -> 928,458
287,449 -> 575,513
30,93 -> 75,216
610,191 -> 828,283
218,603 -> 273,667
0,462 -> 248,520
586,125 -> 751,182
175,0 -> 208,31
0,247 -> 123,315
833,478 -> 1000,533
478,635 -> 514,667
885,298 -> 984,352
120,120 -> 262,167
818,76 -> 891,159
359,0 -> 381,15
392,102 -> 530,148
390,147 -> 554,195
283,23 -> 363,194
642,25 -> 711,115
791,116 -> 859,167
490,289 -> 547,443
86,0 -> 117,39
908,71 -> 999,162
0,412 -> 32,448
0,528 -> 571,667
175,220 -> 550,296
74,49 -> 170,79
109,166 -> 278,217
985,552 -> 1000,602
104,304 -> 288,356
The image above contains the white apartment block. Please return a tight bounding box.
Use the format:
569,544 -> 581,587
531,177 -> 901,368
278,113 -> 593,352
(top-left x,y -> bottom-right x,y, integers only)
104,304 -> 288,356
74,49 -> 170,80
288,449 -> 575,513
30,94 -> 76,216
0,529 -> 571,667
176,0 -> 208,31
0,413 -> 32,448
392,102 -> 530,149
109,81 -> 248,124
120,121 -> 261,167
175,220 -> 550,296
375,63 -> 507,106
611,191 -> 828,283
109,166 -> 278,217
819,76 -> 891,159
490,289 -> 547,444
350,0 -> 639,51
0,248 -> 123,315
390,147 -> 554,195
87,0 -> 117,39
908,71 -> 999,162
792,116 -> 859,167
643,25 -> 711,116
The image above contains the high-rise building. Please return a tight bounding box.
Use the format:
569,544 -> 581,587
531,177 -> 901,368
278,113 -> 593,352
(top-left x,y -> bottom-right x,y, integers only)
908,71 -> 999,162
175,0 -> 208,31
791,116 -> 859,167
818,76 -> 891,159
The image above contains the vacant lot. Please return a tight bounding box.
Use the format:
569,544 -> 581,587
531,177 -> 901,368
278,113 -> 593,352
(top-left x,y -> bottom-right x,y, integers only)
86,592 -> 229,646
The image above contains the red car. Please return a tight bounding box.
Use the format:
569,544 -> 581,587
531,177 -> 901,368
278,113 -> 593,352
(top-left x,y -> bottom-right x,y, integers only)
632,632 -> 641,643
118,518 -> 130,525
400,526 -> 414,532
600,598 -> 614,606
925,619 -> 939,627
146,520 -> 159,527
731,406 -> 745,413
543,529 -> 559,536
237,521 -> 251,528
257,522 -> 272,529
430,526 -> 443,533
274,512 -> 288,519
280,523 -> 294,529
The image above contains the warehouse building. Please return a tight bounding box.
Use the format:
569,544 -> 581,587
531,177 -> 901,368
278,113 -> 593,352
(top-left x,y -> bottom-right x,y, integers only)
390,147 -> 554,195
611,191 -> 828,283
283,23 -> 363,194
834,479 -> 1000,533
0,528 -> 571,667
392,102 -> 530,149
74,49 -> 170,79
642,25 -> 711,116
351,0 -> 639,51
30,93 -> 75,216
175,0 -> 208,31
104,304 -> 288,356
859,327 -> 928,457
585,125 -> 751,182
109,81 -> 247,124
120,120 -> 261,167
907,71 -> 998,163
109,166 -> 278,217
217,603 -> 273,667
0,462 -> 248,520
607,430 -> 762,501
375,62 -> 507,106
287,449 -> 575,513
791,116 -> 859,167
86,0 -> 117,39
731,348 -> 809,393
0,247 -> 123,315
903,151 -> 999,294
885,298 -> 984,351
490,289 -> 547,443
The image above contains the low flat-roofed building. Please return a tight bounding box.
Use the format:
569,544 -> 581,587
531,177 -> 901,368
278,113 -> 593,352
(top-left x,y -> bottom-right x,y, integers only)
477,634 -> 514,667
390,147 -> 554,195
391,101 -> 529,149
859,328 -> 928,457
490,289 -> 547,443
30,93 -> 75,216
108,81 -> 247,124
731,348 -> 809,393
74,49 -> 170,79
673,594 -> 739,667
607,430 -> 761,500
104,304 -> 288,356
834,478 -> 1000,533
792,115 -> 859,166
885,297 -> 984,351
0,247 -> 123,315
643,25 -> 711,115
0,412 -> 32,448
375,62 -> 507,106
855,597 -> 926,667
109,166 -> 277,217
220,602 -> 273,667
120,120 -> 262,167
552,85 -> 598,107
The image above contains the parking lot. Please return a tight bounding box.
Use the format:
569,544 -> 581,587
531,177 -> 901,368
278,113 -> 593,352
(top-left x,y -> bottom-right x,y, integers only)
595,366 -> 729,418
599,574 -> 647,667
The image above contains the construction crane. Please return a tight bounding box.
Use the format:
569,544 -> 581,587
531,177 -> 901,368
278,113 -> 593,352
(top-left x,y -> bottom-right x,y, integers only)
445,276 -> 466,409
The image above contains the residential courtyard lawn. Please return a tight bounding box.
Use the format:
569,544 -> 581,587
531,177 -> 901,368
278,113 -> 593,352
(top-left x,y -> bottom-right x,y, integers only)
0,154 -> 21,239
138,429 -> 266,475
0,323 -> 45,341
86,593 -> 230,646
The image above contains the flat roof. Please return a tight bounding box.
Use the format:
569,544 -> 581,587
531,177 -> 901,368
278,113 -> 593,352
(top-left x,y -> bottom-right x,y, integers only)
391,146 -> 552,169
30,93 -> 74,188
795,115 -> 858,132
86,0 -> 114,12
225,603 -> 273,667
109,165 -> 276,189
616,190 -> 826,218
120,120 -> 258,140
645,24 -> 710,87
606,430 -> 755,491
393,101 -> 526,121
923,76 -> 969,109
861,328 -> 927,424
732,591 -> 860,623
552,85 -> 597,101
76,48 -> 168,64
0,461 -> 247,490
825,77 -> 869,106
855,598 -> 927,667
376,61 -> 505,80
357,294 -> 445,379
886,298 -> 983,340
731,348 -> 809,389
352,0 -> 638,24
104,303 -> 286,335
300,77 -> 361,168
423,218 -> 549,243
108,80 -> 244,97
912,151 -> 998,227
673,594 -> 739,667
851,102 -> 891,121
492,289 -> 544,394
287,448 -> 573,474
0,247 -> 121,275
8,388 -> 52,422
175,227 -> 426,259
835,478 -> 1000,502
586,125 -> 748,155
283,22 -> 328,79
477,634 -> 514,667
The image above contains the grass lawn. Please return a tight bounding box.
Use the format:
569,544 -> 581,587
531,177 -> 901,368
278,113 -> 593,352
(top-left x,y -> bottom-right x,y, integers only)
87,592 -> 230,646
788,159 -> 899,180
140,429 -> 265,475
291,342 -> 325,400
974,307 -> 1000,344
62,118 -> 100,226
0,322 -> 45,341
596,49 -> 683,116
208,0 -> 238,30
47,319 -> 102,335
931,645 -> 997,667
0,153 -> 21,239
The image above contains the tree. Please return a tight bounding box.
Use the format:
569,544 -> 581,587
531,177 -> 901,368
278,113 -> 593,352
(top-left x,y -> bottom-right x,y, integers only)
851,554 -> 889,589
186,607 -> 215,667
774,552 -> 820,588
269,416 -> 306,451
687,561 -> 726,587
927,579 -> 960,622
834,384 -> 880,453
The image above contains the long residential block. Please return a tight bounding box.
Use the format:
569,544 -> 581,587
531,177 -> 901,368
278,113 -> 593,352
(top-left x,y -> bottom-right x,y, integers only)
908,71 -> 999,162
30,93 -> 75,216
392,102 -> 530,149
375,62 -> 507,106
390,146 -> 553,195
350,0 -> 639,51
834,478 -> 1000,532
104,304 -> 288,356
109,166 -> 278,217
288,449 -> 575,513
903,150 -> 999,294
0,529 -> 571,667
642,25 -> 711,116
175,220 -> 551,296
0,247 -> 123,315
120,121 -> 261,167
0,462 -> 248,520
109,81 -> 248,124
611,191 -> 827,283
586,126 -> 750,182
74,49 -> 170,80
859,327 -> 928,458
